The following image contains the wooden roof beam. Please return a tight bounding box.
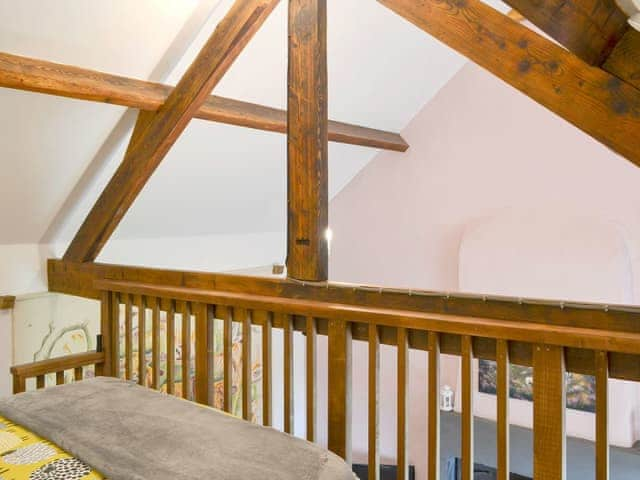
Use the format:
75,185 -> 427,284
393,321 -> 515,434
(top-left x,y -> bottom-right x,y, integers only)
377,0 -> 640,170
0,52 -> 408,152
501,0 -> 629,65
64,0 -> 280,263
602,29 -> 640,89
287,0 -> 329,282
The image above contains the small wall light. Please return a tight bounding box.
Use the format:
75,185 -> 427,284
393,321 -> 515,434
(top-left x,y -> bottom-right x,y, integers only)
325,227 -> 334,255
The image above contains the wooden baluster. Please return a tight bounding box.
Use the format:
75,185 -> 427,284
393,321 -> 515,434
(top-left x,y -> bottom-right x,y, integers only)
36,375 -> 45,389
124,294 -> 133,381
397,327 -> 409,480
56,371 -> 65,385
111,292 -> 121,378
151,297 -> 161,390
284,314 -> 294,434
327,318 -> 352,463
306,316 -> 317,442
181,301 -> 192,400
262,312 -> 273,426
195,303 -> 214,406
242,309 -> 253,420
223,306 -> 233,413
496,339 -> 510,480
99,291 -> 113,377
166,300 -> 176,395
13,375 -> 26,394
428,332 -> 441,480
368,323 -> 381,480
533,344 -> 566,480
596,351 -> 610,480
137,295 -> 146,386
461,335 -> 474,480
74,367 -> 83,382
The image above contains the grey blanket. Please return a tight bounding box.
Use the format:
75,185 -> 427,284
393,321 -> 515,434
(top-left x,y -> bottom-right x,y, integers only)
0,377 -> 355,480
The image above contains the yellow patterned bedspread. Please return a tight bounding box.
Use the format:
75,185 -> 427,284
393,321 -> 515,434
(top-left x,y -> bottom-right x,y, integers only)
0,415 -> 104,480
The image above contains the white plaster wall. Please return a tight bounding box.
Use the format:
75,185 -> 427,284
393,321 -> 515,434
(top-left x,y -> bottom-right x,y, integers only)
328,61 -> 640,475
457,211 -> 640,447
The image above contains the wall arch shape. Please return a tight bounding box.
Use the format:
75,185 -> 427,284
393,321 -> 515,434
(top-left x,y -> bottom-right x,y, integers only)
457,209 -> 639,447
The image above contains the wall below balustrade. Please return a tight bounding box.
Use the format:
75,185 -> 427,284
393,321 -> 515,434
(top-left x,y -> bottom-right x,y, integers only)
0,307 -> 12,397
329,61 -> 640,475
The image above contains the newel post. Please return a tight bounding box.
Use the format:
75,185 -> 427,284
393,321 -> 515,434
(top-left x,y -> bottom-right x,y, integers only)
327,318 -> 352,463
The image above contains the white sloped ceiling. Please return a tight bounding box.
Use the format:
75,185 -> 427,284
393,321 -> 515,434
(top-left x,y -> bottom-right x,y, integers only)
0,0 -> 508,247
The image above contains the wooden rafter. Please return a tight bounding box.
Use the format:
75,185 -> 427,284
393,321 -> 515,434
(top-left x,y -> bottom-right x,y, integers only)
377,0 -> 640,169
64,0 -> 280,263
287,0 -> 329,282
501,0 -> 629,65
0,52 -> 407,152
603,29 -> 640,90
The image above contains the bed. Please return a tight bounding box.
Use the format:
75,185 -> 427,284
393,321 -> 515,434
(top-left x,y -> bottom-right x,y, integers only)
0,377 -> 355,480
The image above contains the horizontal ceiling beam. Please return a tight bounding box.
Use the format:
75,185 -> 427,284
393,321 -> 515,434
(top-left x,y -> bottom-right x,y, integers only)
501,0 -> 629,65
0,52 -> 408,152
377,0 -> 640,169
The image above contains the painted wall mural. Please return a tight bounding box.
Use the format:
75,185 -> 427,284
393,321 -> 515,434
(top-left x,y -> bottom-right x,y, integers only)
120,307 -> 263,422
13,293 -> 101,387
14,294 -> 261,417
478,360 -> 596,412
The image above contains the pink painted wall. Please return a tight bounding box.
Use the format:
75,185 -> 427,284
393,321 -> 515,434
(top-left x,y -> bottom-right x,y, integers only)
328,61 -> 640,475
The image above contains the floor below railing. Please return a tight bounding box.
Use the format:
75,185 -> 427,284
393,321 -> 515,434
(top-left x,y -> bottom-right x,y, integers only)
433,413 -> 640,480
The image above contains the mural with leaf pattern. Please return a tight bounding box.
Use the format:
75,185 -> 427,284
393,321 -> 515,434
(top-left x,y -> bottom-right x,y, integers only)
121,308 -> 263,421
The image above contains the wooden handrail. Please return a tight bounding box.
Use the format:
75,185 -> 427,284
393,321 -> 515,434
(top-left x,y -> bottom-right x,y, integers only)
10,351 -> 105,378
96,279 -> 640,355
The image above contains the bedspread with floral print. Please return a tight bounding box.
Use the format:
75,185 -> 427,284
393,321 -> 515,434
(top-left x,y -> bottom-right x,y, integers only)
0,415 -> 103,480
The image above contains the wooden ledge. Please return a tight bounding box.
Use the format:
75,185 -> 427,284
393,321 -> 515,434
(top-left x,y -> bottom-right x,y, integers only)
10,351 -> 104,378
0,295 -> 15,310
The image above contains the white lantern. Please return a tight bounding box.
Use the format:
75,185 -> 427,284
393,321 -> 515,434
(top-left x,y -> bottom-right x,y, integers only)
440,385 -> 454,412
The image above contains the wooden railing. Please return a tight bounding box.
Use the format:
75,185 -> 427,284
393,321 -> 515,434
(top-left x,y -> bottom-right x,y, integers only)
12,275 -> 640,480
11,351 -> 105,394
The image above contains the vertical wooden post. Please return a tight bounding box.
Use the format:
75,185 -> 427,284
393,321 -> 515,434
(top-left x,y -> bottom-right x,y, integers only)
397,327 -> 409,480
137,295 -> 146,386
242,309 -> 253,420
262,312 -> 273,426
461,336 -> 474,480
595,351 -> 609,480
306,316 -> 317,441
287,0 -> 329,282
368,324 -> 381,480
284,314 -> 295,433
327,318 -> 352,463
111,292 -> 121,378
223,306 -> 233,413
533,344 -> 566,480
427,332 -> 440,480
151,297 -> 161,390
99,291 -> 113,377
195,303 -> 214,406
496,339 -> 510,480
181,301 -> 192,400
13,375 -> 26,395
